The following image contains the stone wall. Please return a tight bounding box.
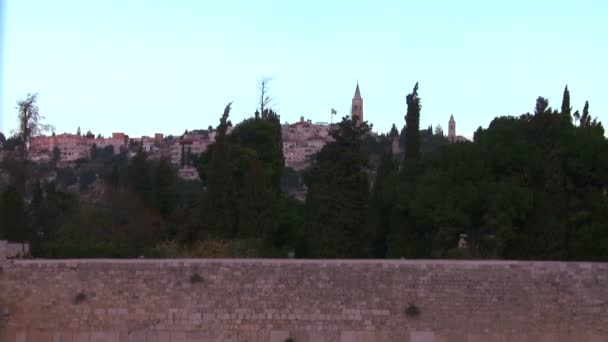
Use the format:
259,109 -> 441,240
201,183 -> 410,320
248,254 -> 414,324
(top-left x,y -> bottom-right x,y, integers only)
1,259 -> 608,342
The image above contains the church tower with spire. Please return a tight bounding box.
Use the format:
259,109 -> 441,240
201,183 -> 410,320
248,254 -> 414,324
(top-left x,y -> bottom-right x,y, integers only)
448,114 -> 456,142
351,82 -> 363,125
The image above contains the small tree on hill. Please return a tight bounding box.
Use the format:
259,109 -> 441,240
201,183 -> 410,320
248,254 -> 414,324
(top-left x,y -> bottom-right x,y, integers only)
15,93 -> 53,159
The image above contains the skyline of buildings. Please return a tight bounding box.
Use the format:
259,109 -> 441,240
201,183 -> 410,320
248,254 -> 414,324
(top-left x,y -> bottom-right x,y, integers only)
25,83 -> 467,179
1,80 -> 479,143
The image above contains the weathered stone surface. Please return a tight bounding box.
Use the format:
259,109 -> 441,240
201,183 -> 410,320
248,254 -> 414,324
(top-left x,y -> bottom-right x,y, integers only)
1,259 -> 608,341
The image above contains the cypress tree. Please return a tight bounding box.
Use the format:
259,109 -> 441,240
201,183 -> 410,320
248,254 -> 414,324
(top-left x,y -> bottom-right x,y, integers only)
153,159 -> 178,218
0,184 -> 29,242
404,82 -> 421,163
561,85 -> 571,119
370,148 -> 397,257
203,103 -> 237,237
389,83 -> 427,258
305,116 -> 373,257
389,123 -> 399,137
581,101 -> 590,127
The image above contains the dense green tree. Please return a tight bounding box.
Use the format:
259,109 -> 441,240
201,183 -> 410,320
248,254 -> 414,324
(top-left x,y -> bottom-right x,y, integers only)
228,114 -> 284,192
11,84 -> 608,261
29,179 -> 45,243
420,127 -> 448,155
196,96 -> 285,243
305,116 -> 373,257
387,83 -> 427,258
56,167 -> 77,187
370,149 -> 397,257
100,145 -> 115,161
201,103 -> 238,237
268,196 -> 306,257
0,184 -> 29,241
389,124 -> 399,137
237,158 -> 276,238
534,96 -> 550,115
127,149 -> 152,203
78,169 -> 97,191
384,90 -> 608,261
108,165 -> 120,188
152,159 -> 178,218
29,184 -> 80,256
31,179 -> 43,208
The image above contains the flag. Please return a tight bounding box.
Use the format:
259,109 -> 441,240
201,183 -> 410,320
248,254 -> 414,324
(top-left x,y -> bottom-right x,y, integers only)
331,108 -> 337,115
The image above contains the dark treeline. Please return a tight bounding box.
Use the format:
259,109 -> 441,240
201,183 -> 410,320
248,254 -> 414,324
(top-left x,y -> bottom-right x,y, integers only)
1,85 -> 607,260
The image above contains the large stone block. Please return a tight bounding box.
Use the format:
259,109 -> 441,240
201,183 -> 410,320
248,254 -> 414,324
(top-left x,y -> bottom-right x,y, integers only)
26,330 -> 53,342
54,331 -> 74,342
0,326 -> 17,342
90,332 -> 119,342
269,330 -> 291,342
125,332 -> 146,342
339,331 -> 390,342
410,331 -> 434,342
72,332 -> 90,342
169,332 -> 187,342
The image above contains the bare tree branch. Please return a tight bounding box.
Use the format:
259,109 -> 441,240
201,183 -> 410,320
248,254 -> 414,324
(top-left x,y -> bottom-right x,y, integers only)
14,93 -> 53,159
257,76 -> 275,118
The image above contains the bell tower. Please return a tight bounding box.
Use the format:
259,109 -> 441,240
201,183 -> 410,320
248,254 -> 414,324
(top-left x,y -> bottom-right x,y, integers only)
448,114 -> 456,142
351,81 -> 363,125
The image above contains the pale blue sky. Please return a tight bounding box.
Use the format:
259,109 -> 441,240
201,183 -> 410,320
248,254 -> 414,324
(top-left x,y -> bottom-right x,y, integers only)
1,0 -> 607,138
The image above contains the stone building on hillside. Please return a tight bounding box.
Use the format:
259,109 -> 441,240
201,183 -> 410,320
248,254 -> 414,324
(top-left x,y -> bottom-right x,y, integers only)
281,82 -> 366,170
170,131 -> 211,167
29,132 -> 129,164
281,116 -> 332,170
